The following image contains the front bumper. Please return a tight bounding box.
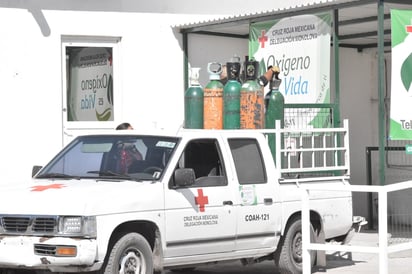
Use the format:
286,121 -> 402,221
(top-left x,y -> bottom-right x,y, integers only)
0,235 -> 100,272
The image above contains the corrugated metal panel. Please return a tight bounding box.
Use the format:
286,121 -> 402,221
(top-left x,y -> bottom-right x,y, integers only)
174,0 -> 365,32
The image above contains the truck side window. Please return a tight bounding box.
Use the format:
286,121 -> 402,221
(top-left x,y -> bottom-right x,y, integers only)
228,138 -> 267,185
171,139 -> 227,187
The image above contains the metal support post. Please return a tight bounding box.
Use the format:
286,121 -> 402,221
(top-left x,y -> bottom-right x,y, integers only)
302,188 -> 311,274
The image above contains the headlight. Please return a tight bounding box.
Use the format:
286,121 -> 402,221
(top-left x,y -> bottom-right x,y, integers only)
59,216 -> 96,238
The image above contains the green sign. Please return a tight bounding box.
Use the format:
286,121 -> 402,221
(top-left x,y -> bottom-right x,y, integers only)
389,9 -> 412,140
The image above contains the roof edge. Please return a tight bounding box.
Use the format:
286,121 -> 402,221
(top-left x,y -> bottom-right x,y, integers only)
175,0 -> 375,33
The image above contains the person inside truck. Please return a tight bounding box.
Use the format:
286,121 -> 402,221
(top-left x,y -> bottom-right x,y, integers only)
114,122 -> 143,173
117,142 -> 143,173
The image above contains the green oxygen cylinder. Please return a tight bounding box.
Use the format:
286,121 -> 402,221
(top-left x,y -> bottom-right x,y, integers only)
204,62 -> 224,129
184,67 -> 203,129
223,56 -> 241,129
265,66 -> 284,161
240,58 -> 264,129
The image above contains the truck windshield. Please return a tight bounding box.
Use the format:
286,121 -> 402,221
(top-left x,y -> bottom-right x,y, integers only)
36,135 -> 178,181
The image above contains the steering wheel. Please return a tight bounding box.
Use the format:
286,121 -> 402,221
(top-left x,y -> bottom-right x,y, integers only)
143,166 -> 162,175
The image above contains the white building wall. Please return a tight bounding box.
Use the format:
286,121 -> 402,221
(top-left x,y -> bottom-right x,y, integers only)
0,6 -> 219,184
339,48 -> 380,218
188,34 -> 249,86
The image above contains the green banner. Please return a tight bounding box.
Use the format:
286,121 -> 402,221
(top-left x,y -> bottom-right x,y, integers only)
249,13 -> 331,129
390,9 -> 412,140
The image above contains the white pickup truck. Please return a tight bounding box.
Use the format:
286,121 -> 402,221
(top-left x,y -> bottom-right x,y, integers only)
0,120 -> 354,274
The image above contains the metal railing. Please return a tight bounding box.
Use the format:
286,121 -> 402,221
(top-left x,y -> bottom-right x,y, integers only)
276,119 -> 350,177
366,146 -> 412,230
301,181 -> 412,274
284,103 -> 335,129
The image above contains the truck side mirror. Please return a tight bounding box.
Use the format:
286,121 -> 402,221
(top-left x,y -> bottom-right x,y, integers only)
174,168 -> 195,187
32,165 -> 42,177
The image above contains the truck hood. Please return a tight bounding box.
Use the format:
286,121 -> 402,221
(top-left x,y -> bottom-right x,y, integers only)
0,179 -> 164,216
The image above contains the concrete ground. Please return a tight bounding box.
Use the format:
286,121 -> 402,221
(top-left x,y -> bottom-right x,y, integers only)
164,230 -> 412,274
311,230 -> 412,274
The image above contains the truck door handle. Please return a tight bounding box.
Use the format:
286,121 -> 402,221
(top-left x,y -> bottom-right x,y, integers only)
223,200 -> 233,205
264,198 -> 273,205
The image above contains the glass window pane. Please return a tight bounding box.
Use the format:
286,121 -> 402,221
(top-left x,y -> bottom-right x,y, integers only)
66,47 -> 114,122
228,138 -> 266,185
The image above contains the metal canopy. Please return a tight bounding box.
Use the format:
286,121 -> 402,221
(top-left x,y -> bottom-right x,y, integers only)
177,0 -> 412,186
177,0 -> 412,52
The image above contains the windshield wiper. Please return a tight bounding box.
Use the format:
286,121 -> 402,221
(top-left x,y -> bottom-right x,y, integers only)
36,173 -> 81,180
87,170 -> 140,181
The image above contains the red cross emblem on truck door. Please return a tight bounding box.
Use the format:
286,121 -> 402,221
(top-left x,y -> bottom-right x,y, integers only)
195,189 -> 209,212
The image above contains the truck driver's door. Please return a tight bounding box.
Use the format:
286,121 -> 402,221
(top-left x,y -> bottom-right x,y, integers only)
163,137 -> 237,258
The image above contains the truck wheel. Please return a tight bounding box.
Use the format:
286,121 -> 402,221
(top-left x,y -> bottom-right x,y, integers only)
274,218 -> 315,274
103,232 -> 153,274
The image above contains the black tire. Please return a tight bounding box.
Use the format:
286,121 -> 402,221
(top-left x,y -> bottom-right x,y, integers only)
102,232 -> 153,274
274,218 -> 316,274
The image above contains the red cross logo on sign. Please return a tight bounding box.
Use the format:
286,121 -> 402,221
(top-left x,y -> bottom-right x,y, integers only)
31,183 -> 66,192
258,30 -> 268,48
195,189 -> 209,212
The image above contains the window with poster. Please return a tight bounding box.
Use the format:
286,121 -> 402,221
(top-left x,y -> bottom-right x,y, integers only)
62,37 -> 120,134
